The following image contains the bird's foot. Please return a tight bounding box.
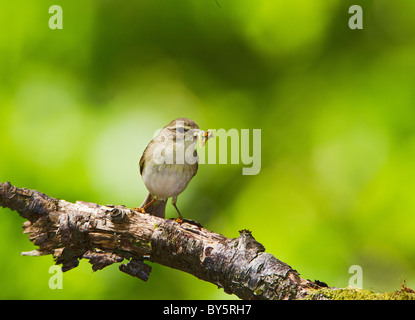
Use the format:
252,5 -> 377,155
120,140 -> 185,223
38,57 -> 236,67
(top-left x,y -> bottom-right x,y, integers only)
133,207 -> 146,214
175,213 -> 183,224
134,198 -> 155,214
169,218 -> 203,229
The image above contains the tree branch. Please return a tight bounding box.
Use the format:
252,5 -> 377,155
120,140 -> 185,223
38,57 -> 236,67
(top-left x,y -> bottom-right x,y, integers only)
1,182 -> 413,300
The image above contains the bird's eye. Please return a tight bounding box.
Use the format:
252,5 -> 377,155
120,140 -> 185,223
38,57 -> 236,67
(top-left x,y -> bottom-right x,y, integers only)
177,126 -> 185,133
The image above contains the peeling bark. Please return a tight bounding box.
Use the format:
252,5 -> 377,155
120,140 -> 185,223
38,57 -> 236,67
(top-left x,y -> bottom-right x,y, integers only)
0,181 -> 324,300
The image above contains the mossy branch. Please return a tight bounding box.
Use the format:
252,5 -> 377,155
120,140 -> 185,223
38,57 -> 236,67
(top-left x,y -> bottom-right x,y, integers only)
0,181 -> 414,300
307,287 -> 415,300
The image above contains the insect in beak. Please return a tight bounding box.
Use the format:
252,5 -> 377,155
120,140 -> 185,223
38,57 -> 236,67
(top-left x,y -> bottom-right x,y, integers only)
198,130 -> 213,147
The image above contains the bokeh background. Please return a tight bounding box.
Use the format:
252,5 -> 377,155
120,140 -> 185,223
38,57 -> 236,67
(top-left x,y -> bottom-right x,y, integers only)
1,0 -> 415,299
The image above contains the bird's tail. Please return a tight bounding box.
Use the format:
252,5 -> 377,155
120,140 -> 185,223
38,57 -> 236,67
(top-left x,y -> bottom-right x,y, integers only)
140,193 -> 167,219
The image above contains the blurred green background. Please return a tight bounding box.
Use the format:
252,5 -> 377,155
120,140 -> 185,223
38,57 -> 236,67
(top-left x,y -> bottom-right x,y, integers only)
1,0 -> 415,299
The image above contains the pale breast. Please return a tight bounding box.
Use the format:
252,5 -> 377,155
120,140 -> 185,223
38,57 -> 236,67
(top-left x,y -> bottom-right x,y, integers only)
142,163 -> 197,200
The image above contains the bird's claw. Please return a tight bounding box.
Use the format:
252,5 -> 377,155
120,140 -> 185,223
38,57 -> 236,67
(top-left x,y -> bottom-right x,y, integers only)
134,207 -> 146,214
170,218 -> 203,229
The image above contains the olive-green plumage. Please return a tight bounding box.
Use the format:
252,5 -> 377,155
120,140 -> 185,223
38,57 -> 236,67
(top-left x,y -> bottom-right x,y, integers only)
139,118 -> 201,219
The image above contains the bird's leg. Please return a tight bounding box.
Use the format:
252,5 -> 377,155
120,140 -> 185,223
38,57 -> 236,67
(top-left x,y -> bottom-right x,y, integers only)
169,197 -> 203,228
134,198 -> 155,214
171,196 -> 183,223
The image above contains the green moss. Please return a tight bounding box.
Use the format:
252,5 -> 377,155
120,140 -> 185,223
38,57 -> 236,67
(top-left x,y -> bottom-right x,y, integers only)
253,288 -> 264,296
307,287 -> 415,300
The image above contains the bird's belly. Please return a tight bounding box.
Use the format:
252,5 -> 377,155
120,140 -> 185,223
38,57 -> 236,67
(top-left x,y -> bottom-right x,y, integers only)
142,164 -> 195,200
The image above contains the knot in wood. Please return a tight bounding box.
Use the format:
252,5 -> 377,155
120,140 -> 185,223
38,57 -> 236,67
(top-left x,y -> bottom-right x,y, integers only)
108,207 -> 127,222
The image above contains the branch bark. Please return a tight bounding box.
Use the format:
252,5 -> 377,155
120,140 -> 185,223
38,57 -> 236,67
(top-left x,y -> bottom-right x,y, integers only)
1,182 -> 413,300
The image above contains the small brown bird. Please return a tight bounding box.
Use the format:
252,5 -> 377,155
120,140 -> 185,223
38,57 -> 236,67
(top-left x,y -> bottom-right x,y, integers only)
137,118 -> 210,220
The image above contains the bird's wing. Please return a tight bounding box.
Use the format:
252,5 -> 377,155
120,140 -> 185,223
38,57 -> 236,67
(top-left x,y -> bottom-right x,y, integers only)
139,144 -> 150,175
